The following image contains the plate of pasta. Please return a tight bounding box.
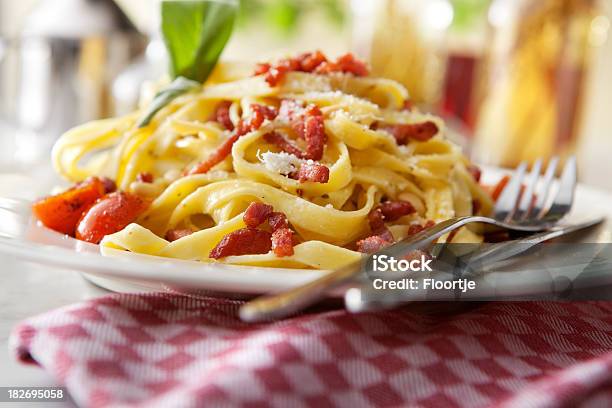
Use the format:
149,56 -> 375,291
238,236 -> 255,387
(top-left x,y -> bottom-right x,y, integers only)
1,52 -> 610,295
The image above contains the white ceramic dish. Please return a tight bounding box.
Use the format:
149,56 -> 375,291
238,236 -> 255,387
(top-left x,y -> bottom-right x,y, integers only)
0,169 -> 611,296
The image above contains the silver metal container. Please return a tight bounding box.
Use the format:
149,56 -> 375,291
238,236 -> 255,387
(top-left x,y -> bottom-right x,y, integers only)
1,0 -> 146,166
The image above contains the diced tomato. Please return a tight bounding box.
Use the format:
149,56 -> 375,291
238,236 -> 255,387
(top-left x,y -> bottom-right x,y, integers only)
209,228 -> 272,259
407,220 -> 436,236
32,177 -> 106,236
243,202 -> 273,228
76,191 -> 148,244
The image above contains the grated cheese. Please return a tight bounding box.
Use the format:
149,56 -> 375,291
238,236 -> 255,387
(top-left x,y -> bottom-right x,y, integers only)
258,150 -> 303,176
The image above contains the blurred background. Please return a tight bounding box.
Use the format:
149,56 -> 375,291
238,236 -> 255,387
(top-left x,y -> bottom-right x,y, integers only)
0,0 -> 611,193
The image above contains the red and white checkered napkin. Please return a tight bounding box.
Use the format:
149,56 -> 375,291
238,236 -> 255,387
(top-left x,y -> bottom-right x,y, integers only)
9,295 -> 612,408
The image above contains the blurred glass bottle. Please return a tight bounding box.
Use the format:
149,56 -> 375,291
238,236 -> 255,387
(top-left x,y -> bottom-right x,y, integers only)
350,0 -> 454,108
473,0 -> 609,168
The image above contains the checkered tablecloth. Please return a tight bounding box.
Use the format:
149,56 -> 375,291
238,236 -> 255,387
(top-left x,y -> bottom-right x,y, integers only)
10,295 -> 612,407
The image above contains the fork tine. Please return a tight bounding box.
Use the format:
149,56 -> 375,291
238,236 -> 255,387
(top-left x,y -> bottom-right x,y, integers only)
515,159 -> 542,220
494,161 -> 528,221
540,156 -> 576,221
530,156 -> 559,220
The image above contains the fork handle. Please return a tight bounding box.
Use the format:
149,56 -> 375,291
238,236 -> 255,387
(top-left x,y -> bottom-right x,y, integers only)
239,260 -> 364,322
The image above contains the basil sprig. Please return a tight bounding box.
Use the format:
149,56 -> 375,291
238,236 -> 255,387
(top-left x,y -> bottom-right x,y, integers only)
136,77 -> 201,127
138,0 -> 238,128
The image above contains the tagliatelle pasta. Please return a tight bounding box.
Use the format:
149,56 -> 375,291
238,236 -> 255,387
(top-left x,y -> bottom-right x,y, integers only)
48,52 -> 494,270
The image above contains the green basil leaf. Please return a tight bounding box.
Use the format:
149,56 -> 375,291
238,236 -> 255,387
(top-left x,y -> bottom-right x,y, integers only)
136,76 -> 201,128
161,0 -> 238,82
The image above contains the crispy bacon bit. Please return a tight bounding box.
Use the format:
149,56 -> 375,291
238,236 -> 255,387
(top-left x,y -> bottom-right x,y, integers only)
302,106 -> 326,160
269,212 -> 289,231
368,208 -> 386,232
186,104 -> 278,176
209,228 -> 272,259
243,202 -> 274,228
402,100 -> 414,112
491,175 -> 510,201
379,201 -> 416,222
272,228 -> 294,257
297,162 -> 330,183
408,220 -> 436,236
383,121 -> 439,144
300,50 -> 328,72
100,177 -> 117,194
365,208 -> 394,244
136,172 -> 154,183
281,101 -> 327,161
402,249 -> 432,263
467,165 -> 482,183
165,229 -> 193,242
212,100 -> 234,131
357,235 -> 392,254
264,132 -> 306,159
254,51 -> 367,87
314,53 -> 369,77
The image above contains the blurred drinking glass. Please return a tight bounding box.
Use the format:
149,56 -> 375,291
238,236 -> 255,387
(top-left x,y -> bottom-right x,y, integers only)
473,0 -> 609,168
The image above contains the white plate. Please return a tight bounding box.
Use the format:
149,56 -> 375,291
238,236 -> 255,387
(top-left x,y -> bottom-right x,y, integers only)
0,168 -> 611,296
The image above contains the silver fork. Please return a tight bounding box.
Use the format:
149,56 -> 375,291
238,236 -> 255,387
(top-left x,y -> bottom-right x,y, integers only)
239,156 -> 577,322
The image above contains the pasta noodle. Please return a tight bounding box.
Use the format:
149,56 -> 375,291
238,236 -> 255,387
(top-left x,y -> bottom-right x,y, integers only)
51,53 -> 494,270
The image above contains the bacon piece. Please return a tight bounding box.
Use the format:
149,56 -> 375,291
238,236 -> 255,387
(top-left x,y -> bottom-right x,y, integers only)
243,202 -> 273,228
402,249 -> 432,263
209,228 -> 272,259
379,201 -> 416,222
297,163 -> 330,183
467,165 -> 482,183
212,100 -> 234,131
357,235 -> 392,254
302,106 -> 326,160
402,100 -> 414,112
368,208 -> 386,231
272,228 -> 294,257
186,104 -> 278,176
269,212 -> 289,231
254,52 -> 367,87
314,53 -> 369,77
100,177 -> 117,194
383,122 -> 439,144
278,100 -> 327,161
185,133 -> 239,176
407,220 -> 436,236
165,229 -> 193,242
491,175 -> 510,201
136,172 -> 154,183
264,132 -> 306,159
